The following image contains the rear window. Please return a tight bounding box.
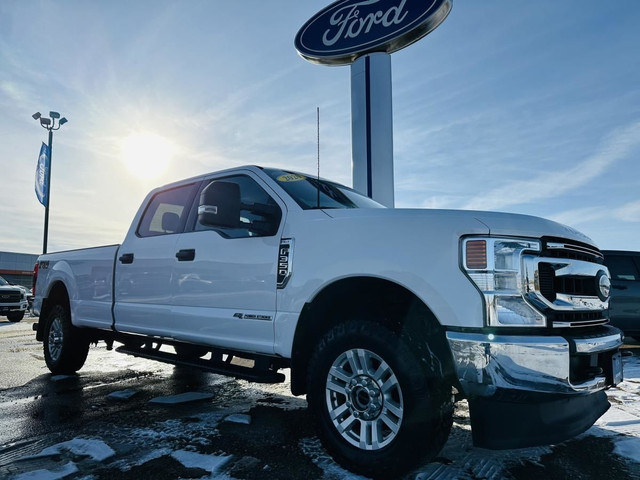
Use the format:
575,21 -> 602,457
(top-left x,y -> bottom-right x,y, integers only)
137,183 -> 198,237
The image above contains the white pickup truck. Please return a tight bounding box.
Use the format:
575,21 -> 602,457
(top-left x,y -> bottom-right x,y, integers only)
33,165 -> 623,478
0,275 -> 29,322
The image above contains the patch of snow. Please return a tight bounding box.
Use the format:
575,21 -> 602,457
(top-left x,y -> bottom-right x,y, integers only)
613,436 -> 640,464
170,449 -> 231,474
299,437 -> 371,480
107,389 -> 139,400
32,438 -> 115,462
149,391 -> 214,405
224,413 -> 251,425
12,461 -> 78,480
117,448 -> 173,471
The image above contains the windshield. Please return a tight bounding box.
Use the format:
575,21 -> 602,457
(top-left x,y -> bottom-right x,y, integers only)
263,168 -> 384,210
0,276 -> 9,286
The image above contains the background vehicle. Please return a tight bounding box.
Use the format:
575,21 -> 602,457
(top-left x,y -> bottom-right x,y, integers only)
32,166 -> 622,478
603,250 -> 640,341
0,275 -> 29,322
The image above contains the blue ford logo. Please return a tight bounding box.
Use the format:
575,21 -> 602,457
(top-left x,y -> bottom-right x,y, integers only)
295,0 -> 452,65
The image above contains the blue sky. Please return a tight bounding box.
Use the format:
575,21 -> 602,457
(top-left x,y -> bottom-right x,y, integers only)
0,0 -> 639,253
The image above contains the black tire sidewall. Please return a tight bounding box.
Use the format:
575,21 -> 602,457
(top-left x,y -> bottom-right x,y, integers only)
43,304 -> 89,374
7,312 -> 24,322
307,321 -> 452,478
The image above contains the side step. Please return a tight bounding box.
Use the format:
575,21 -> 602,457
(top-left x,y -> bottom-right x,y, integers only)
116,345 -> 286,384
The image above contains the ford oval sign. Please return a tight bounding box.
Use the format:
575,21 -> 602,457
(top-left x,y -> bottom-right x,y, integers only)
295,0 -> 452,65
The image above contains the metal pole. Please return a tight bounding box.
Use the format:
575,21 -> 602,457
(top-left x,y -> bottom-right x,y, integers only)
43,129 -> 53,254
351,53 -> 395,207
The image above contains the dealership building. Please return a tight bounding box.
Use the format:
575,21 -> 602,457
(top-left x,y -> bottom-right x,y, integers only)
0,251 -> 38,288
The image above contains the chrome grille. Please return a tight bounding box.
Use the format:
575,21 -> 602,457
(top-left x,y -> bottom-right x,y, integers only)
0,291 -> 22,303
523,240 -> 609,328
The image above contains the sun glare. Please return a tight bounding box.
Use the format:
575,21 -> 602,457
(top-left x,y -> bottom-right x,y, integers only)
121,132 -> 174,179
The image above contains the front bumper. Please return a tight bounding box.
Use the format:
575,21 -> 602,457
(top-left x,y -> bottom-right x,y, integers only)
446,326 -> 623,398
446,326 -> 623,449
0,302 -> 28,315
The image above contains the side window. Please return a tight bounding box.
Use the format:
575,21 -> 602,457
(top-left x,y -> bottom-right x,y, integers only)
138,183 -> 198,237
606,255 -> 639,282
195,175 -> 282,238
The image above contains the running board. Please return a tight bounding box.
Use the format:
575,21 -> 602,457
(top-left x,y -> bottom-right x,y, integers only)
115,345 -> 286,384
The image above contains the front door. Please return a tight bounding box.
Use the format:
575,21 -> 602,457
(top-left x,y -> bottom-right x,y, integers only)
170,173 -> 285,354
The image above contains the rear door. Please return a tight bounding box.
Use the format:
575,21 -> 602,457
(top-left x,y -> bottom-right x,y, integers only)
170,172 -> 285,354
114,182 -> 199,335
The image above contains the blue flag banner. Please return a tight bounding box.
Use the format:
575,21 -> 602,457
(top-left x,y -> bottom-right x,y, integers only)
35,142 -> 50,207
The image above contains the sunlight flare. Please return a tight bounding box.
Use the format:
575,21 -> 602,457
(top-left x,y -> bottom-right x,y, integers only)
121,132 -> 175,180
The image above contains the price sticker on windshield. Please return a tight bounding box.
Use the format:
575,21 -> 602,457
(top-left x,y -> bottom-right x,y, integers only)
277,174 -> 306,182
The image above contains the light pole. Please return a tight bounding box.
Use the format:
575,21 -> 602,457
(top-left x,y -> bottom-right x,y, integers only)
33,111 -> 68,254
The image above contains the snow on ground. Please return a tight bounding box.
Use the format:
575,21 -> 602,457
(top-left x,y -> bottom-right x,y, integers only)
106,389 -> 139,401
36,439 -> 115,462
588,352 -> 640,465
170,450 -> 231,475
223,414 -> 252,425
12,461 -> 78,480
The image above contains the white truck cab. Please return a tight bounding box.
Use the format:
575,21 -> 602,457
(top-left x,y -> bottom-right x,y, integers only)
32,166 -> 623,478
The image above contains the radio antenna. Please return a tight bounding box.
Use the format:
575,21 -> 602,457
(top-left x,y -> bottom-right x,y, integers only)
316,106 -> 320,209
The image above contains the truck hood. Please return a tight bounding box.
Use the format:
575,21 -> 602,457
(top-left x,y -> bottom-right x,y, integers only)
322,208 -> 597,247
0,286 -> 23,293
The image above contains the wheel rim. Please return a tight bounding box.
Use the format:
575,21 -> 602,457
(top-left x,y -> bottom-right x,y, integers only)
48,317 -> 64,362
325,348 -> 404,450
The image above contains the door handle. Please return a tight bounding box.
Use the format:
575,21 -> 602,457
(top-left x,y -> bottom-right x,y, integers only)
176,249 -> 196,262
119,253 -> 134,264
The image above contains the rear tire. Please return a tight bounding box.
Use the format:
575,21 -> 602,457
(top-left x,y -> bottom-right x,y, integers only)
7,312 -> 24,322
307,320 -> 453,479
43,304 -> 90,374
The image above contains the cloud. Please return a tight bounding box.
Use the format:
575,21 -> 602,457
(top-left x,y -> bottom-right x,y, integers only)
614,200 -> 640,223
549,199 -> 640,230
547,207 -> 609,227
461,121 -> 640,211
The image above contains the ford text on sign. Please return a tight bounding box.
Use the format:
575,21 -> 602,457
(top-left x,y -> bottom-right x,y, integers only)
295,0 -> 452,65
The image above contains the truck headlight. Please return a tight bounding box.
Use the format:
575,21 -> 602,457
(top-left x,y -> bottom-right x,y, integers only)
462,237 -> 546,327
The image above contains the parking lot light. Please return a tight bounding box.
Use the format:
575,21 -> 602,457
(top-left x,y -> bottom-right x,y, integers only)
33,111 -> 68,254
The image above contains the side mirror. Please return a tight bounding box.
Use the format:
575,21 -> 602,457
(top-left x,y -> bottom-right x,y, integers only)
198,181 -> 240,228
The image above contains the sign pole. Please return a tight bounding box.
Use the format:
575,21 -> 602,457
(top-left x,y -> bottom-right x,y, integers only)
351,52 -> 394,207
295,0 -> 452,207
43,129 -> 53,254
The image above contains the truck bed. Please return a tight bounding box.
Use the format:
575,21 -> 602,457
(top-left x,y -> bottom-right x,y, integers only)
35,245 -> 120,330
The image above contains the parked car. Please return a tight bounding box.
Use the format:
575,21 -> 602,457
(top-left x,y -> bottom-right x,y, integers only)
0,275 -> 29,322
603,250 -> 640,341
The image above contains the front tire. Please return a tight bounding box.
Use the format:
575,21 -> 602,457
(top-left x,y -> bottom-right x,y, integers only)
7,312 -> 24,322
307,321 -> 453,479
43,304 -> 90,374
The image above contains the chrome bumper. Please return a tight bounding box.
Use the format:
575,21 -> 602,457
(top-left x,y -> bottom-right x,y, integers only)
446,329 -> 623,397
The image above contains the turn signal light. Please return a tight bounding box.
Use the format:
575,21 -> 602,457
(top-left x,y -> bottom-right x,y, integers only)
466,240 -> 487,270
